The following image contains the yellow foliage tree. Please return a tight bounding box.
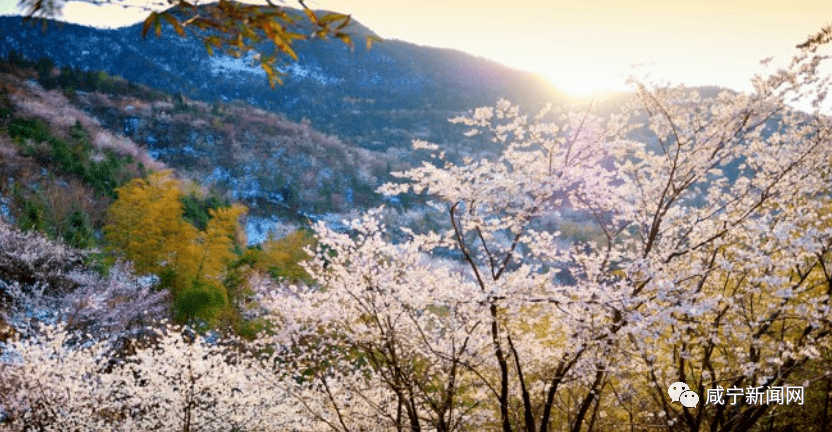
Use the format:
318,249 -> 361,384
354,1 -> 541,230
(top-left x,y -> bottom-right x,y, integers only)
105,171 -> 194,278
105,170 -> 247,322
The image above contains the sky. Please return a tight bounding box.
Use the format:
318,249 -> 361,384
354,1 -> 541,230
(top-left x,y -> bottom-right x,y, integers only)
1,0 -> 830,97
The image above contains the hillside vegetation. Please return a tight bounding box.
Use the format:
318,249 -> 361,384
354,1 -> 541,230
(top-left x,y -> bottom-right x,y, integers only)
0,55 -> 327,333
2,13 -> 832,431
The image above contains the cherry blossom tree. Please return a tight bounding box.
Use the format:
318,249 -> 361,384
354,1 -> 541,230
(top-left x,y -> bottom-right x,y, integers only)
0,324 -> 117,430
0,217 -> 86,297
0,217 -> 168,341
255,46 -> 832,432
255,218 -> 492,431
619,60 -> 832,431
0,322 -> 299,431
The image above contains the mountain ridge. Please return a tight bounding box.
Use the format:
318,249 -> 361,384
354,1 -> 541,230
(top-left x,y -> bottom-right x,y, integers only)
0,9 -> 568,151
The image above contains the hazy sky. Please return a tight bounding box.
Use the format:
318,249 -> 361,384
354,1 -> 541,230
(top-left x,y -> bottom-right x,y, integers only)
1,0 -> 830,96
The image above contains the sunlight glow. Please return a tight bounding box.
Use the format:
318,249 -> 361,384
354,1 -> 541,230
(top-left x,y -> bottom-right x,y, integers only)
538,64 -> 629,99
545,72 -> 613,98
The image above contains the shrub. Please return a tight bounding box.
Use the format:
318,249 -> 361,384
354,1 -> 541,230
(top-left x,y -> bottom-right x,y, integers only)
10,177 -> 105,250
7,117 -> 52,144
181,193 -> 229,231
60,209 -> 95,250
173,278 -> 228,325
8,118 -> 136,199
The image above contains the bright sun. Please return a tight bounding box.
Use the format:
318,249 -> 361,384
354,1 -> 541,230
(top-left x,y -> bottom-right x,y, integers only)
545,72 -> 613,99
540,65 -> 627,99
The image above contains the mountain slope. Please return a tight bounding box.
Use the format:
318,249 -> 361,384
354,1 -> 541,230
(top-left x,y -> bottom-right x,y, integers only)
0,57 -> 405,245
0,9 -> 567,150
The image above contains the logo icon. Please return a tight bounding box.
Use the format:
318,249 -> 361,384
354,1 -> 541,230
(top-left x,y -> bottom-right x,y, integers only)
668,382 -> 690,402
668,382 -> 699,408
679,390 -> 699,408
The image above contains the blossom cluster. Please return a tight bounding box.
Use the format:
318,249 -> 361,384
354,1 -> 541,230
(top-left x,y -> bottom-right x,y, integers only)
0,324 -> 297,431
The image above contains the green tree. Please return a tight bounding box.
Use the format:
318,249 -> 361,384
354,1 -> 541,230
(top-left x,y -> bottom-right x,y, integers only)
34,56 -> 53,86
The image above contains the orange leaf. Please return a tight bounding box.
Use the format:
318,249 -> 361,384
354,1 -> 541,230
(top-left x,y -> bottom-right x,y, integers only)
335,16 -> 351,30
336,33 -> 352,47
141,12 -> 158,38
317,13 -> 349,27
284,31 -> 305,41
366,35 -> 382,51
261,61 -> 278,88
272,32 -> 298,61
301,6 -> 317,25
161,12 -> 186,37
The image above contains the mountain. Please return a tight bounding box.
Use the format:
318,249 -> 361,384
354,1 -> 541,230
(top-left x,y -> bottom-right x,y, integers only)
0,54 -> 424,242
0,8 -> 568,151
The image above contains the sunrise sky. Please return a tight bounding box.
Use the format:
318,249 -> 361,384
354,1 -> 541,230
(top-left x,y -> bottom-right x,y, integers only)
1,0 -> 830,97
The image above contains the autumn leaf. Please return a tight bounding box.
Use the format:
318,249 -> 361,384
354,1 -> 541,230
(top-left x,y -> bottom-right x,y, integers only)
160,12 -> 186,37
141,11 -> 158,38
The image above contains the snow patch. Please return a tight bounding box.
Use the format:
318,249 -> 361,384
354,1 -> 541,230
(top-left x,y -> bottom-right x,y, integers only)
0,195 -> 12,223
282,63 -> 342,85
204,166 -> 232,184
209,54 -> 266,77
245,216 -> 298,246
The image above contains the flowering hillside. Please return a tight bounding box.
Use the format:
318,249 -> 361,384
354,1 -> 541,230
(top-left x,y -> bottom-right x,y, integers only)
1,30 -> 832,432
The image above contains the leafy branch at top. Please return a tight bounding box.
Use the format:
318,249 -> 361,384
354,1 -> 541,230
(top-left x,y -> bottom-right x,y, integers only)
141,0 -> 379,88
